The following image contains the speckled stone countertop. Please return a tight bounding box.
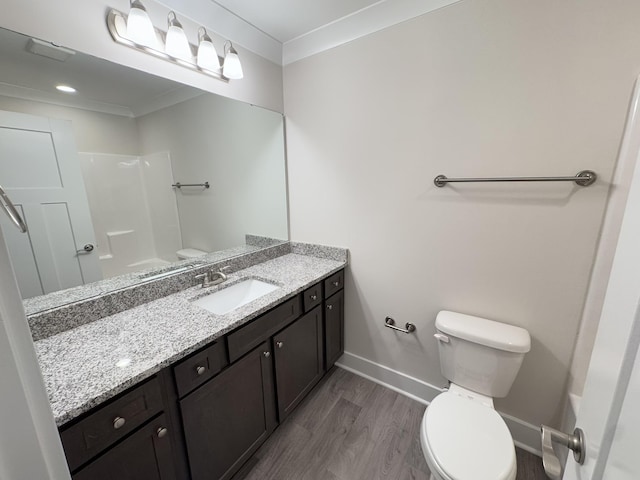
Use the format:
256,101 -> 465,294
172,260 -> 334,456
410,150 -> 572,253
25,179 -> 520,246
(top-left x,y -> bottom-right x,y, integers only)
34,252 -> 346,427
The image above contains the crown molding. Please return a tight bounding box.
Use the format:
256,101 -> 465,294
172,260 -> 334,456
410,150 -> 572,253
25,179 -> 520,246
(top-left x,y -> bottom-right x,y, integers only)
157,0 -> 282,65
283,0 -> 464,65
159,0 -> 463,66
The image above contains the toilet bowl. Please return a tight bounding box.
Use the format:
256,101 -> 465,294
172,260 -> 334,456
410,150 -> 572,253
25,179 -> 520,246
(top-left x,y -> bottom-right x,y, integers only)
420,311 -> 530,480
420,388 -> 517,480
176,248 -> 207,260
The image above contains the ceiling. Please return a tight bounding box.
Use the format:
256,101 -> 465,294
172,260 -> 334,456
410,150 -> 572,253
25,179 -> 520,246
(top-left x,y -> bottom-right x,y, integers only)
0,27 -> 202,117
161,0 -> 464,65
212,0 -> 382,43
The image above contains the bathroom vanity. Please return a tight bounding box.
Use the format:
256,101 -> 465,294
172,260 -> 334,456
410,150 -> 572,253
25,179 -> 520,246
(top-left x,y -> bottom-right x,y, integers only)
29,244 -> 346,480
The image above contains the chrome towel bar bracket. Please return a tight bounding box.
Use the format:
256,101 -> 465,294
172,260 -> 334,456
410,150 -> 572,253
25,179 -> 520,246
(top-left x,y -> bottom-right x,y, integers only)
385,317 -> 416,334
434,170 -> 597,187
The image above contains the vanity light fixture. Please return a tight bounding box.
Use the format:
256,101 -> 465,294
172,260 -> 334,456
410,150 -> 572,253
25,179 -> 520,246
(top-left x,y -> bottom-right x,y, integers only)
125,0 -> 157,48
165,11 -> 192,62
196,27 -> 221,73
106,7 -> 235,82
222,42 -> 243,80
55,85 -> 77,93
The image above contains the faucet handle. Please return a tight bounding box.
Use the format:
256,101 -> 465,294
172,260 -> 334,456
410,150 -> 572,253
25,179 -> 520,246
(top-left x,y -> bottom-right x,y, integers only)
219,265 -> 232,273
194,271 -> 211,287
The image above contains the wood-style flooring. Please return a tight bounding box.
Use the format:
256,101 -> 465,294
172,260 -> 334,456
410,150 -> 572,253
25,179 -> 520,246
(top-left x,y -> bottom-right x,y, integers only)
233,367 -> 547,480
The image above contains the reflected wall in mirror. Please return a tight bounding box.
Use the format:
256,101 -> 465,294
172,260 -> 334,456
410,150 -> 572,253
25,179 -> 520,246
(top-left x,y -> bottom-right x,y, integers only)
0,27 -> 288,308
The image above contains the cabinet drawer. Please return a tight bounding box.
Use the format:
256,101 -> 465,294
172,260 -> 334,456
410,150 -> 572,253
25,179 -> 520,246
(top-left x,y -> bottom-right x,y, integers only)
227,295 -> 301,363
324,270 -> 344,298
173,341 -> 228,398
72,413 -> 176,480
302,282 -> 322,312
61,377 -> 163,472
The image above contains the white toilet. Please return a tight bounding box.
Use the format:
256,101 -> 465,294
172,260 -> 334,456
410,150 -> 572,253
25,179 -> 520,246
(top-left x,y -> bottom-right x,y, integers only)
176,248 -> 208,260
420,311 -> 531,480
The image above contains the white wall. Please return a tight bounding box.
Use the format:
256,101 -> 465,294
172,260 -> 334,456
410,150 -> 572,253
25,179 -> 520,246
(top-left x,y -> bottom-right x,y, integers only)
284,0 -> 640,430
136,93 -> 288,253
2,0 -> 283,112
0,95 -> 139,155
0,230 -> 71,480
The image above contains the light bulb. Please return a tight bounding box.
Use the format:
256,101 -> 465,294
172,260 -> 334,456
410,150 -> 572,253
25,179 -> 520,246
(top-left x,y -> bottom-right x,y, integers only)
223,43 -> 243,80
165,11 -> 192,62
126,0 -> 158,48
196,27 -> 220,73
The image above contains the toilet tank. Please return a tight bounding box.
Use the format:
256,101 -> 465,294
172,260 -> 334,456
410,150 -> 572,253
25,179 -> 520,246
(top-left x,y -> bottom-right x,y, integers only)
435,311 -> 531,398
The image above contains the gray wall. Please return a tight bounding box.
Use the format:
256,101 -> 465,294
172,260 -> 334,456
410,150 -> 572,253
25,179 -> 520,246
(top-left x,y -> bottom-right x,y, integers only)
0,95 -> 139,155
136,93 -> 288,253
284,0 -> 640,430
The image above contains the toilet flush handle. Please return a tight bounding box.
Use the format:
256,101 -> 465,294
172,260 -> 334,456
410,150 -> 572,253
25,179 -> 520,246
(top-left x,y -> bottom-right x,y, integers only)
434,333 -> 450,343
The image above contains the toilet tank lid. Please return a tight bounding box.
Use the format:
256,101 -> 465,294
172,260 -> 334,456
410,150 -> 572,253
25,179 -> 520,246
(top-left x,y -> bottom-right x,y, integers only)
177,248 -> 207,258
436,311 -> 531,353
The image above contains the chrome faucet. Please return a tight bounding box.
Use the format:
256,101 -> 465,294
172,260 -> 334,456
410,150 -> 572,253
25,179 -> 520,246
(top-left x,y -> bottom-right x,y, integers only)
210,266 -> 231,284
194,266 -> 231,288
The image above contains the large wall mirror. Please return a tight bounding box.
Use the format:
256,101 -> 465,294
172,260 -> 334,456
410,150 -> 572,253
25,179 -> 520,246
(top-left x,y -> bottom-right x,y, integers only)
0,27 -> 288,313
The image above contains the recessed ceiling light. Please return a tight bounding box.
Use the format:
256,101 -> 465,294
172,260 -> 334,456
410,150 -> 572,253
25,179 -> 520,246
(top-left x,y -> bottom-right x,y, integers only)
56,85 -> 77,93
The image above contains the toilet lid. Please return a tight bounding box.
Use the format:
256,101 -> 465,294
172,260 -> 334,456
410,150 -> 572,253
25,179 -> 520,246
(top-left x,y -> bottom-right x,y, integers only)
425,392 -> 516,480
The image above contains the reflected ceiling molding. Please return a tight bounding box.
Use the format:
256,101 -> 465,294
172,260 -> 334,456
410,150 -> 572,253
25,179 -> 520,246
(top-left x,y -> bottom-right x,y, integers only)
0,81 -> 135,117
106,6 -> 243,82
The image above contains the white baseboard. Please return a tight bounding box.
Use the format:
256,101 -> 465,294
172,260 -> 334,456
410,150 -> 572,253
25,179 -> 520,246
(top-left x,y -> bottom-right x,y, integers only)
335,351 -> 542,456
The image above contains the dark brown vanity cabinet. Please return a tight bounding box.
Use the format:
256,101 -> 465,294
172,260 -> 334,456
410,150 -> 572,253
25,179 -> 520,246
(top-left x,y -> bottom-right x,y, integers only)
59,269 -> 345,480
273,305 -> 324,420
72,414 -> 177,480
324,270 -> 345,370
61,378 -> 178,480
179,342 -> 276,480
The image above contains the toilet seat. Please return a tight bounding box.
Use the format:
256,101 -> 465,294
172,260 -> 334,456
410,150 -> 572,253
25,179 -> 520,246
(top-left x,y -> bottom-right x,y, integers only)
421,392 -> 516,480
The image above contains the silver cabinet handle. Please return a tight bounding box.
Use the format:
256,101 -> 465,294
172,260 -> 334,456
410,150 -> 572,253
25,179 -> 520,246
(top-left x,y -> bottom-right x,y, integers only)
196,365 -> 206,376
76,244 -> 94,254
157,427 -> 168,438
113,416 -> 126,429
327,304 -> 333,310
0,185 -> 27,233
263,351 -> 271,358
332,281 -> 339,287
310,294 -> 317,301
276,341 -> 284,349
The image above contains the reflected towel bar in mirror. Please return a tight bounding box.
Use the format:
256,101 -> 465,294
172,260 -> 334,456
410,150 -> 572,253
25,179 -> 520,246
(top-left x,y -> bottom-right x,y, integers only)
172,182 -> 210,189
434,170 -> 597,187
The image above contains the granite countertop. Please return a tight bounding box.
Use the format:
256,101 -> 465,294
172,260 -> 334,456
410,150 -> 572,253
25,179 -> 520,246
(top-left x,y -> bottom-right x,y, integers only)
34,253 -> 346,427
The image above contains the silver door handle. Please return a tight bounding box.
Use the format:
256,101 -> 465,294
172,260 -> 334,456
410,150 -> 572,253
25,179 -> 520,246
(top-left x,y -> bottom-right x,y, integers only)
540,425 -> 585,479
76,244 -> 94,254
0,185 -> 27,233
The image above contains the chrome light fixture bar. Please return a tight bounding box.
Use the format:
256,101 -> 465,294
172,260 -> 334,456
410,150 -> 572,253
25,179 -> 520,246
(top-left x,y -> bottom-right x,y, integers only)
106,8 -> 231,82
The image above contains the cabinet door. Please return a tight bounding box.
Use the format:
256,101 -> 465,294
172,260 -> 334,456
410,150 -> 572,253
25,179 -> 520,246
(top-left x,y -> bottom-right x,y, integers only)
180,342 -> 276,480
273,305 -> 324,421
325,289 -> 344,369
72,414 -> 176,480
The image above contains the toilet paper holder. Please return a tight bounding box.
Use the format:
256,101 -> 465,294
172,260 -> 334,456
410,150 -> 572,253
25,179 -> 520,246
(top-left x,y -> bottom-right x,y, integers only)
384,317 -> 416,334
540,425 -> 585,479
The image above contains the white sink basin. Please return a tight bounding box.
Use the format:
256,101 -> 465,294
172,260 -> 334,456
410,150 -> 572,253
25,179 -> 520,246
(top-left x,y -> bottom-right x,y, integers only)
192,278 -> 279,315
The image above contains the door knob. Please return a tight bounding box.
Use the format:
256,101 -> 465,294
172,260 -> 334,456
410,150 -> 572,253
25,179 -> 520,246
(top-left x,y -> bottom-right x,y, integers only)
540,425 -> 585,479
77,244 -> 94,254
